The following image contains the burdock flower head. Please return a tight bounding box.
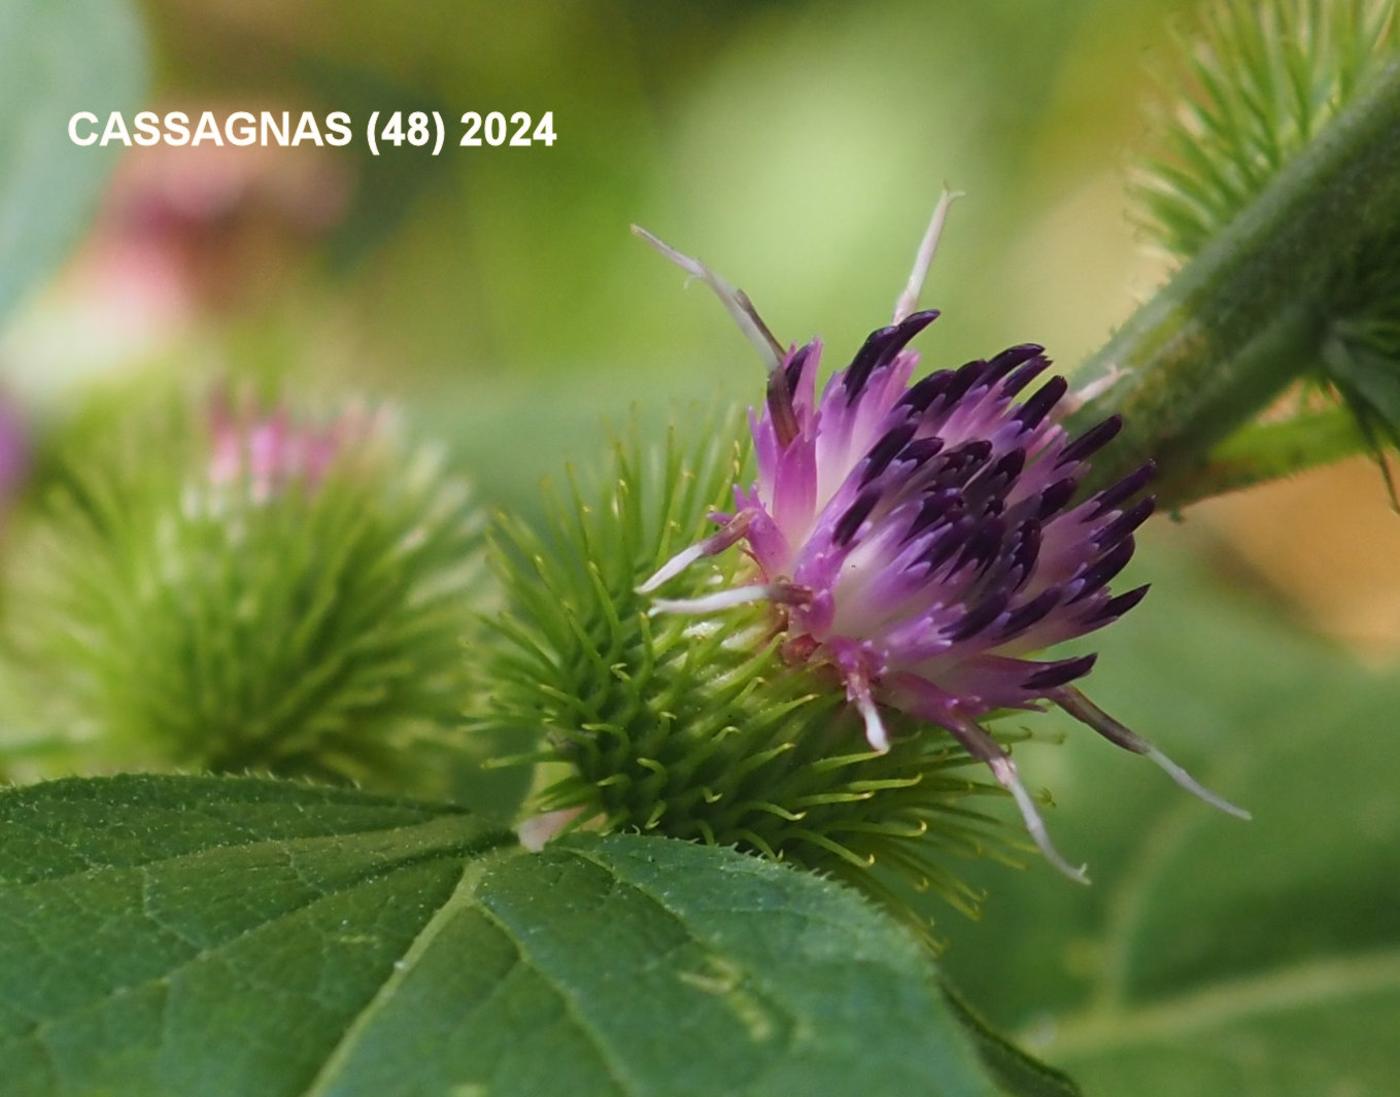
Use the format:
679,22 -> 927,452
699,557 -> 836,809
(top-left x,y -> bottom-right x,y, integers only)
635,195 -> 1248,881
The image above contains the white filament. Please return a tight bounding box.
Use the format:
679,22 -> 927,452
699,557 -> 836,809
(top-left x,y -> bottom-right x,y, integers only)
991,757 -> 1091,885
892,188 -> 964,323
649,584 -> 776,616
637,542 -> 707,594
631,225 -> 783,373
854,690 -> 891,754
1146,747 -> 1253,820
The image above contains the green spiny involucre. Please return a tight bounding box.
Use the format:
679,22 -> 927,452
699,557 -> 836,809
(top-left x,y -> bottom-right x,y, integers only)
476,425 -> 1017,922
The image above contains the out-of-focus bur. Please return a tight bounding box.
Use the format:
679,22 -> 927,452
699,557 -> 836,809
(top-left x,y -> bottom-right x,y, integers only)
2,388 -> 484,792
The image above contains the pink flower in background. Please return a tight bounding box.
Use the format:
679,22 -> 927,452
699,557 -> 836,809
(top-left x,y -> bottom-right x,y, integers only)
207,393 -> 380,502
46,116 -> 353,357
0,395 -> 29,519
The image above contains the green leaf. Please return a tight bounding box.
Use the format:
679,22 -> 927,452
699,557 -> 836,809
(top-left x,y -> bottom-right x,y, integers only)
939,548 -> 1400,1094
0,0 -> 147,326
943,983 -> 1082,1097
0,774 -> 1004,1097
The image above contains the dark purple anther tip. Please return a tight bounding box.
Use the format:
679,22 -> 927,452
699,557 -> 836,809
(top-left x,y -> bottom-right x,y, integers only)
1023,652 -> 1097,690
1070,536 -> 1136,601
834,486 -> 881,546
1095,497 -> 1155,545
1093,461 -> 1157,517
1059,415 -> 1123,466
946,591 -> 1010,641
784,342 -> 817,397
944,359 -> 988,404
900,436 -> 946,466
985,343 -> 1046,386
1000,586 -> 1063,637
1038,477 -> 1079,519
861,422 -> 919,486
1001,354 -> 1052,397
1015,376 -> 1069,430
900,370 -> 953,413
1093,582 -> 1151,623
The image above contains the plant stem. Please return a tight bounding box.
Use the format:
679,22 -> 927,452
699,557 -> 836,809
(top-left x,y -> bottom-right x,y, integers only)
1160,407 -> 1370,508
1066,57 -> 1400,502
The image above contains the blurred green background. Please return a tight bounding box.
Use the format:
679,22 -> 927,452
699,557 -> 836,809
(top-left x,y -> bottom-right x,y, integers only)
2,0 -> 1399,1093
6,0 -> 1197,508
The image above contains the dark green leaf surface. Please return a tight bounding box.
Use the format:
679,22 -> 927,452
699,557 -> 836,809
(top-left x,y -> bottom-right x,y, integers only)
0,0 -> 147,326
940,547 -> 1400,1095
943,983 -> 1081,1097
0,775 -> 999,1097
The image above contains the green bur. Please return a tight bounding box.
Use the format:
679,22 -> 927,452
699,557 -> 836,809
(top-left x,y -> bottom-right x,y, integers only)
475,422 -> 1039,926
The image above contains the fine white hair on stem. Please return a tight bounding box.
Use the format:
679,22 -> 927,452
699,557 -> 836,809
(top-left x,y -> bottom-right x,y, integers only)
892,188 -> 964,324
631,224 -> 784,374
1063,364 -> 1129,415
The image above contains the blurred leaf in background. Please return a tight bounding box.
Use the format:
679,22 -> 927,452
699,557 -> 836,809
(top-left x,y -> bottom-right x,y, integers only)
114,0 -> 1191,515
0,0 -> 147,327
939,535 -> 1400,1095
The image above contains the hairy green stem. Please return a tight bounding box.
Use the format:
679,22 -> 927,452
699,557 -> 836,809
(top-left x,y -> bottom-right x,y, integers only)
1067,57 -> 1400,503
1161,407 -> 1370,508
